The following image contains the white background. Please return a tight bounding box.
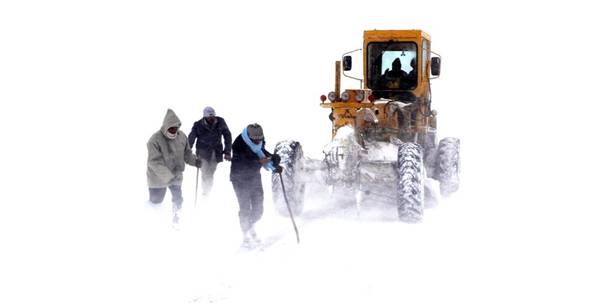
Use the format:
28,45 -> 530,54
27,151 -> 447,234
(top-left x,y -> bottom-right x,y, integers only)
1,1 -> 605,303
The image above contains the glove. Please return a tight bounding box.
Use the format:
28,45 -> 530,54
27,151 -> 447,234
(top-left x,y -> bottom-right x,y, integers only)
271,154 -> 281,167
195,158 -> 202,168
273,165 -> 283,174
224,152 -> 232,161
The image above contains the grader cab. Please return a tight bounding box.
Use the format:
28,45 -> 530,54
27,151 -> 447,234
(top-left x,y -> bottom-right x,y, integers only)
272,30 -> 460,222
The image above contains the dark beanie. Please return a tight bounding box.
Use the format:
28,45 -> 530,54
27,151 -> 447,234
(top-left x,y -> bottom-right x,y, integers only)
247,123 -> 264,140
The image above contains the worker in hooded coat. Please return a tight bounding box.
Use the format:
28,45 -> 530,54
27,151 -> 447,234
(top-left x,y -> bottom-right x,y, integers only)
230,123 -> 281,247
147,109 -> 199,224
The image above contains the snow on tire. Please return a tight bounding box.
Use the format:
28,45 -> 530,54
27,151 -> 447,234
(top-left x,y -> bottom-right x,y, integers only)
437,137 -> 460,197
272,140 -> 305,217
397,142 -> 424,223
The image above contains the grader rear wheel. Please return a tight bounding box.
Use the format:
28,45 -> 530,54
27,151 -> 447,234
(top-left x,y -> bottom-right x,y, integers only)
437,137 -> 460,197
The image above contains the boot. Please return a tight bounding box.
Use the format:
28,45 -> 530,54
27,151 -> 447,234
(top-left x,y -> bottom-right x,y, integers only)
249,227 -> 261,244
241,233 -> 253,249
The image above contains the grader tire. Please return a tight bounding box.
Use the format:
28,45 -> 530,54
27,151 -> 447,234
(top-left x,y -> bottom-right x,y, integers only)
397,143 -> 425,223
437,137 -> 460,197
272,140 -> 305,217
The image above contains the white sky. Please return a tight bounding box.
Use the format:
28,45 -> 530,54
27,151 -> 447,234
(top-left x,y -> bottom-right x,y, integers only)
1,1 -> 606,303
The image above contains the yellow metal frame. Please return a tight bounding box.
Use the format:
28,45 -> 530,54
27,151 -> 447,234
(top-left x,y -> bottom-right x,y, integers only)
321,29 -> 436,140
363,29 -> 431,97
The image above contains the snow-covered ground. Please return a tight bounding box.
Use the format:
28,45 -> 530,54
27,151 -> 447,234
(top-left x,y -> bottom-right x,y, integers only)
2,1 -> 606,303
5,160 -> 605,304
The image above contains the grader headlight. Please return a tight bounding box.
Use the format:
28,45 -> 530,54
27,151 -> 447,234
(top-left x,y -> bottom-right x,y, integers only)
328,91 -> 337,102
355,91 -> 365,102
340,92 -> 350,102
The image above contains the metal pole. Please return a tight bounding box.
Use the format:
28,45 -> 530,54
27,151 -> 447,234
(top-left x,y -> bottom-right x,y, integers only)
278,171 -> 300,244
194,167 -> 200,207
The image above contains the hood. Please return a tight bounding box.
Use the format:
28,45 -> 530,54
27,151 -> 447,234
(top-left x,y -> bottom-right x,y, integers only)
161,109 -> 182,136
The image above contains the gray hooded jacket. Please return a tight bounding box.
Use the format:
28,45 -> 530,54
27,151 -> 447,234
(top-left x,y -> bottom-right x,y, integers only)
147,109 -> 197,188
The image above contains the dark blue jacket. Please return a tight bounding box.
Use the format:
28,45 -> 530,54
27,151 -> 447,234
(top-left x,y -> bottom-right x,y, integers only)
230,134 -> 271,183
187,117 -> 232,163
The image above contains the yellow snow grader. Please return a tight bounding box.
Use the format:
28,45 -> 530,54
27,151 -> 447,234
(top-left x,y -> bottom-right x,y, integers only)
272,30 -> 460,222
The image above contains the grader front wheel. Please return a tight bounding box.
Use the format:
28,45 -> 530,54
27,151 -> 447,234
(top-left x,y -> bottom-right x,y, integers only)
397,143 -> 425,222
272,140 -> 306,216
